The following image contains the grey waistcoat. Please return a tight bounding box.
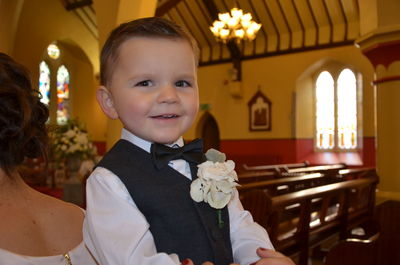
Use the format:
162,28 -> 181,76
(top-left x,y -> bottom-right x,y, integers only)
97,139 -> 234,265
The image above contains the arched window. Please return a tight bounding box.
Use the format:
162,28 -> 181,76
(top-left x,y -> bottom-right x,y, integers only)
39,43 -> 72,124
316,71 -> 335,149
315,69 -> 358,150
39,61 -> 50,105
56,65 -> 70,125
337,69 -> 357,149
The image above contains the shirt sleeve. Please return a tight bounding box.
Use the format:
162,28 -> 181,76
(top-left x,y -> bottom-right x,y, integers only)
228,189 -> 274,265
83,167 -> 181,265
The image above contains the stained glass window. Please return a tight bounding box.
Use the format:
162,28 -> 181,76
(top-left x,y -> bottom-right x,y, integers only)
56,65 -> 70,125
47,44 -> 60,60
316,71 -> 335,149
337,69 -> 357,149
39,61 -> 50,105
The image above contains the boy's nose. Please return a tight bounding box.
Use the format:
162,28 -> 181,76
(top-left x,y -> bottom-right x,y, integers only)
158,84 -> 179,104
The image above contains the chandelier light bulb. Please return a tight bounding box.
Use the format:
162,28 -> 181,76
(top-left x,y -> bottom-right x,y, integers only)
241,20 -> 251,29
241,13 -> 252,22
234,29 -> 245,38
210,26 -> 219,35
219,12 -> 230,22
210,7 -> 262,43
228,17 -> 238,27
251,22 -> 262,32
231,8 -> 243,18
220,29 -> 230,39
214,21 -> 224,29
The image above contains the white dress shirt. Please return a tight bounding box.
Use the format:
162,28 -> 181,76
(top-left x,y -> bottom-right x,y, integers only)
83,128 -> 273,265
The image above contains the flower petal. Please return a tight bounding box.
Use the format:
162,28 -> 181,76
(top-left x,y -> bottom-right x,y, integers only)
208,190 -> 231,209
190,178 -> 204,202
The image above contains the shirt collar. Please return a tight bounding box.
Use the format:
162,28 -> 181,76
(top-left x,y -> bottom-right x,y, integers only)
121,128 -> 184,153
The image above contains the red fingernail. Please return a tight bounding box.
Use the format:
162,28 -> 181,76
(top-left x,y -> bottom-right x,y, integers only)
250,263 -> 257,265
259,247 -> 267,251
182,259 -> 190,265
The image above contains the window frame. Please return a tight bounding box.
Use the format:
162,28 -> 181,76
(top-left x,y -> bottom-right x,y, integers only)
313,66 -> 361,152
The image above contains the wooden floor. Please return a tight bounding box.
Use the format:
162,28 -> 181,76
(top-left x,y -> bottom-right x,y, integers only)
374,200 -> 400,265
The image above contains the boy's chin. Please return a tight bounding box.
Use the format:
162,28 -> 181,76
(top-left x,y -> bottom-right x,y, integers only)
143,134 -> 180,145
153,138 -> 180,145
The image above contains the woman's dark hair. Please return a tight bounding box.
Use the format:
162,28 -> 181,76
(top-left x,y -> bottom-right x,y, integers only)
0,52 -> 49,176
100,17 -> 199,86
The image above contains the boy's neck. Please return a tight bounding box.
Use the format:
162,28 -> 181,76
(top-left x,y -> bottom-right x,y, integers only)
121,128 -> 184,153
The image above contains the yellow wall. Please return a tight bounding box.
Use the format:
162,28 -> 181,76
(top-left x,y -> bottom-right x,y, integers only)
2,0 -> 376,148
8,0 -> 106,142
61,46 -> 106,141
185,45 -> 375,140
12,0 -> 99,74
0,0 -> 24,54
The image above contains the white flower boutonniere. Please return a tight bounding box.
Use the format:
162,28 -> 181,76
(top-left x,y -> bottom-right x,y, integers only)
190,149 -> 239,227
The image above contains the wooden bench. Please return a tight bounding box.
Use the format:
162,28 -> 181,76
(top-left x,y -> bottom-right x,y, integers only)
324,227 -> 379,265
337,167 -> 376,180
238,170 -> 277,184
238,163 -> 348,184
281,163 -> 346,178
238,172 -> 334,196
239,172 -> 379,265
242,161 -> 309,172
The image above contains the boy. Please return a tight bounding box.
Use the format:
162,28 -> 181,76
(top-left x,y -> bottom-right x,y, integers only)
83,17 -> 294,265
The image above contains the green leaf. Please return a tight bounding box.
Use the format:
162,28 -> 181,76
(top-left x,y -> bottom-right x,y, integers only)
205,149 -> 226,163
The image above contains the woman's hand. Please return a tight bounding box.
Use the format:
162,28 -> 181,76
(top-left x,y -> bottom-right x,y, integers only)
250,248 -> 295,265
181,259 -> 239,265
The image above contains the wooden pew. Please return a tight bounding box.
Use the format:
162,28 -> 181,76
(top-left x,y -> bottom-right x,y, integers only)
242,161 -> 309,172
284,163 -> 346,176
238,172 -> 334,196
337,167 -> 376,180
240,173 -> 379,265
238,163 -> 348,184
324,224 -> 379,265
238,170 -> 277,184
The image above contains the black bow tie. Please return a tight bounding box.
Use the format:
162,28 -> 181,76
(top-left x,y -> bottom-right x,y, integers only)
150,139 -> 205,170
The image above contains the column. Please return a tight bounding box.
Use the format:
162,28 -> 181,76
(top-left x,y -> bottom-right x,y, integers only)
356,0 -> 400,199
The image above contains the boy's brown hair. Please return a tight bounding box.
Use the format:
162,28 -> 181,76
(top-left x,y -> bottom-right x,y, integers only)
100,17 -> 199,86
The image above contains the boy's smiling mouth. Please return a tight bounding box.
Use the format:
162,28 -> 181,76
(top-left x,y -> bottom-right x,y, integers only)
151,114 -> 180,119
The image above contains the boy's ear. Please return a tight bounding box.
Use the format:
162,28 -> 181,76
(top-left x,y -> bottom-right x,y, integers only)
96,86 -> 119,119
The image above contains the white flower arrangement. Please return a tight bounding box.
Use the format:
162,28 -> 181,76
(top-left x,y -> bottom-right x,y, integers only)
50,119 -> 96,164
190,149 -> 239,209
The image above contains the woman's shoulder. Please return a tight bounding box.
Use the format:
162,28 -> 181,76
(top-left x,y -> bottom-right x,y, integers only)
35,190 -> 84,222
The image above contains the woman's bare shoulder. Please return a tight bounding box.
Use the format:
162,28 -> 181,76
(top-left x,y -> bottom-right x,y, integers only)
35,191 -> 84,221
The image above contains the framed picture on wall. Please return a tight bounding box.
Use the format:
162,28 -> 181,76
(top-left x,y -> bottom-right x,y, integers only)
248,90 -> 272,131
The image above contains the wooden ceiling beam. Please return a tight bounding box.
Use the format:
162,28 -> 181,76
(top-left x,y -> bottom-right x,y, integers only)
64,0 -> 93,11
155,0 -> 183,17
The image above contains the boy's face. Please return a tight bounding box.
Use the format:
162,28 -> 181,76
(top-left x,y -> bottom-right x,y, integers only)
99,37 -> 199,144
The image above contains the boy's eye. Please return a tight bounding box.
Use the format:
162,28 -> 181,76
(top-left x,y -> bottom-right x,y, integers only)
135,80 -> 152,87
175,80 -> 191,87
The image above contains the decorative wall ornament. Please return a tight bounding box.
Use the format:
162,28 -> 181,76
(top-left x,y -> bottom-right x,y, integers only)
248,89 -> 271,131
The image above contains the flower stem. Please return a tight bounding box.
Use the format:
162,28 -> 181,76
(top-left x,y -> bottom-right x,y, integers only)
217,209 -> 224,228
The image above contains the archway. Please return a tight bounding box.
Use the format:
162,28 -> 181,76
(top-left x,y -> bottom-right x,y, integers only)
196,111 -> 220,151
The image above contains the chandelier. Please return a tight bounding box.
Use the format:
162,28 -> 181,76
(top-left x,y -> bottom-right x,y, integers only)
210,7 -> 262,43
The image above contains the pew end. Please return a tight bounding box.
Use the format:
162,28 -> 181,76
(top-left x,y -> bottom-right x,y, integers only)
324,229 -> 379,265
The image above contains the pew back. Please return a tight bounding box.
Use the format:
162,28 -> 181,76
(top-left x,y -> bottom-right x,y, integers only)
239,171 -> 378,265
